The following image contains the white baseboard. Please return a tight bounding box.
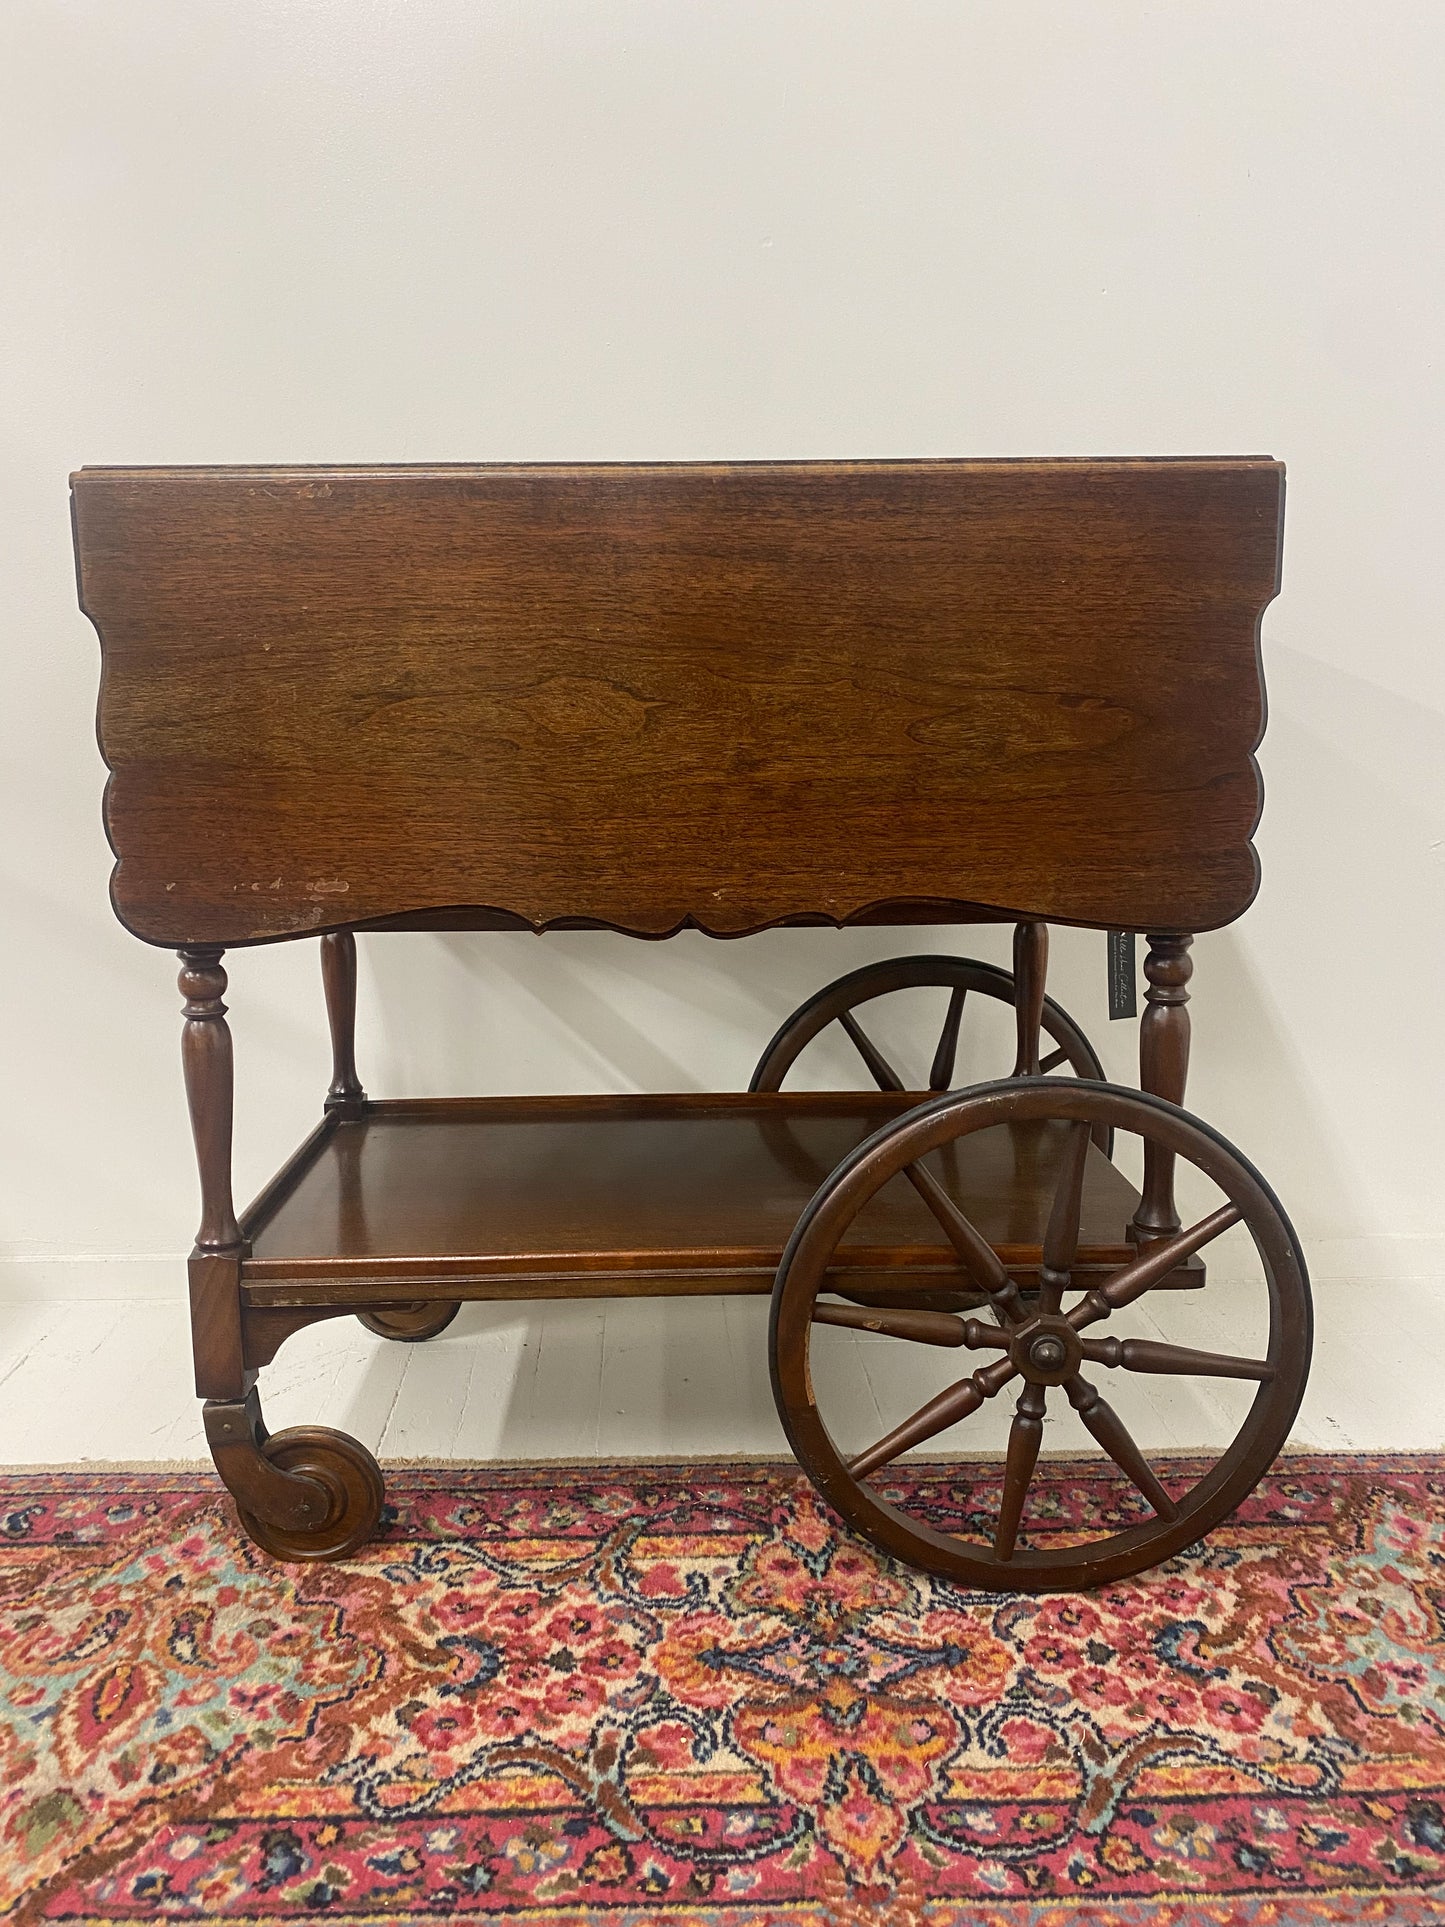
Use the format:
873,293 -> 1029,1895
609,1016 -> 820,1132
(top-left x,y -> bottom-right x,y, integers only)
0,1236 -> 1439,1303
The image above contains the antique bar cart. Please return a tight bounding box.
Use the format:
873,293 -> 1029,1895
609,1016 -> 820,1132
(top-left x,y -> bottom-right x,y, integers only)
72,457 -> 1309,1592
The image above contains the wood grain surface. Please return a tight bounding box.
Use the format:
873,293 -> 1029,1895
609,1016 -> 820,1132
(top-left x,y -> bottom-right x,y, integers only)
73,459 -> 1284,946
237,1092 -> 1147,1293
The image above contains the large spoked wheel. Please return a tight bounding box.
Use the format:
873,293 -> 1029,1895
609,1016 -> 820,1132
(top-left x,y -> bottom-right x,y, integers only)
750,955 -> 1110,1153
770,1079 -> 1311,1592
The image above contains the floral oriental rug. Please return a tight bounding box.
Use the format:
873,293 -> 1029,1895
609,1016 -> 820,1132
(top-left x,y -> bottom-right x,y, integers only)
1,1456 -> 1443,1925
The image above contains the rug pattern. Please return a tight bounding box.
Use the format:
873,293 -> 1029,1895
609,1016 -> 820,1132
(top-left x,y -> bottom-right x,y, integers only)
1,1455 -> 1443,1924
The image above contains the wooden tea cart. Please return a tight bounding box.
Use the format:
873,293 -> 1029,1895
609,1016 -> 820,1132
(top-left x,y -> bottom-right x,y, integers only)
72,458 -> 1310,1592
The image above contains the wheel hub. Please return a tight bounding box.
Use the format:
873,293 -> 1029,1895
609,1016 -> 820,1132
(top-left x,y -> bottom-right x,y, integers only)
1009,1314 -> 1082,1385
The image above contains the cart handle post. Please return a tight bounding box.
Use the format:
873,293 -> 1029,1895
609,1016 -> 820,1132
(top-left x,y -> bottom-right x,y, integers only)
1010,921 -> 1049,1077
321,928 -> 366,1117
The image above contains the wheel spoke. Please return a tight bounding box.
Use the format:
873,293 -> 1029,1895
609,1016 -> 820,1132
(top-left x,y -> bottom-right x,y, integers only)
838,997 -> 1019,1322
1064,1375 -> 1179,1519
1039,1120 -> 1091,1313
1069,1202 -> 1243,1329
1039,1044 -> 1069,1073
813,1301 -> 969,1347
847,1357 -> 1017,1480
994,1382 -> 1047,1560
839,1011 -> 906,1092
1081,1335 -> 1274,1381
1043,1119 -> 1091,1273
928,986 -> 967,1090
901,1159 -> 1026,1322
812,1302 -> 1013,1350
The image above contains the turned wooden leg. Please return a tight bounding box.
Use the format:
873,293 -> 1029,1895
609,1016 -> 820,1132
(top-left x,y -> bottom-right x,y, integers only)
1131,933 -> 1193,1242
180,949 -> 385,1560
1011,921 -> 1048,1077
321,928 -> 365,1116
179,948 -> 241,1255
179,948 -> 249,1401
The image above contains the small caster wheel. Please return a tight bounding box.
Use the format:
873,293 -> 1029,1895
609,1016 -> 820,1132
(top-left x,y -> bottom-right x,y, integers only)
237,1426 -> 384,1561
357,1301 -> 461,1342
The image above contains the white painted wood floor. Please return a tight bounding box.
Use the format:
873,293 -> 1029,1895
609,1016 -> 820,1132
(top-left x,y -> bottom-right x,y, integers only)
0,1281 -> 1440,1466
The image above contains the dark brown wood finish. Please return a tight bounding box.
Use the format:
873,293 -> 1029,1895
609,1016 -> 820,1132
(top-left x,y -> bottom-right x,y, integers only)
178,947 -> 250,1403
203,1391 -> 384,1559
749,953 -> 1113,1156
750,954 -> 1107,1094
79,457 -> 1297,1574
203,1392 -> 329,1534
356,1302 -> 462,1341
1010,922 -> 1049,1077
236,1094 -> 1146,1295
178,949 -> 241,1253
75,460 -> 1283,947
177,949 -> 386,1525
1131,933 -> 1194,1241
769,1079 -> 1312,1591
320,929 -> 364,1116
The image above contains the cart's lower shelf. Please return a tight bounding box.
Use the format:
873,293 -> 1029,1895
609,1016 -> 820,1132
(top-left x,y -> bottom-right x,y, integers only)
238,1092 -> 1166,1307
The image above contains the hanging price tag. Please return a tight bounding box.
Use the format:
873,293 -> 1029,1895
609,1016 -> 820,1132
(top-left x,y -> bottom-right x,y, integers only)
1107,930 -> 1137,1020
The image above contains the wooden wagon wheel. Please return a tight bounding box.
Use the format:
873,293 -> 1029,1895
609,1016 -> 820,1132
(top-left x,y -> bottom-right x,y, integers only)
770,1079 -> 1311,1592
750,954 -> 1110,1152
357,1302 -> 462,1341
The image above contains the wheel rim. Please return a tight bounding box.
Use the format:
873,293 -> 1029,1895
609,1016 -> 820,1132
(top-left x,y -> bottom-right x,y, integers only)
770,1079 -> 1311,1591
750,955 -> 1111,1153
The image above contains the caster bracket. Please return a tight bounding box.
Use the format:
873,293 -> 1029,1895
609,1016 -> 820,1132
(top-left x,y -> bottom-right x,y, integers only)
204,1390 -> 334,1532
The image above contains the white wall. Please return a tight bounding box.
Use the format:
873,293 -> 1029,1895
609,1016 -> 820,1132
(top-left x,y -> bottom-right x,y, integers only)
2,0 -> 1442,1302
